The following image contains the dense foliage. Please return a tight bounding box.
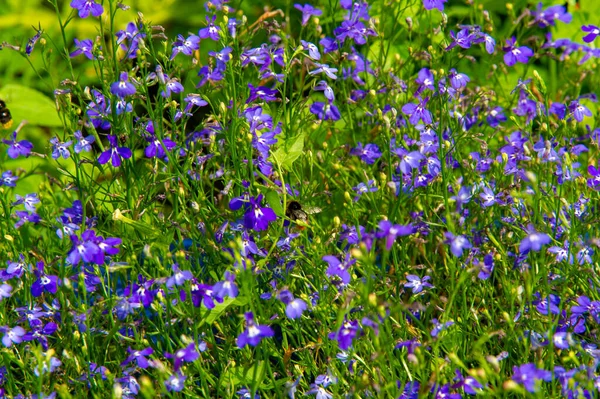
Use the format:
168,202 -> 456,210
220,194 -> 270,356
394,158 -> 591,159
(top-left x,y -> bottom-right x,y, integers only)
1,0 -> 600,397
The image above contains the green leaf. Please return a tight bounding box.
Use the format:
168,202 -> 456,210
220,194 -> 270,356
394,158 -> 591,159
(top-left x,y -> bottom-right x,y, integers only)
0,84 -> 62,127
221,361 -> 266,387
271,132 -> 305,171
264,189 -> 284,217
202,296 -> 248,326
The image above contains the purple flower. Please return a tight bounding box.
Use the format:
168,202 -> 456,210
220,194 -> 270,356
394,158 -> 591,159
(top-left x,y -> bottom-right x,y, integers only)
121,347 -> 154,369
415,68 -> 435,93
568,100 -> 592,122
423,0 -> 447,11
13,210 -> 41,229
310,102 -> 341,121
404,275 -> 433,294
308,63 -> 338,80
582,25 -> 600,43
519,225 -> 551,253
73,130 -> 95,153
3,131 -> 33,159
1,170 -> 18,187
448,69 -> 469,90
98,135 -> 132,167
236,312 -> 274,348
476,253 -> 495,280
246,84 -> 279,104
402,96 -> 432,125
166,264 -> 193,289
376,220 -> 415,250
165,371 -> 186,392
50,137 -> 72,159
445,232 -> 472,257
70,38 -> 95,59
170,34 -> 200,59
294,3 -> 322,26
328,319 -> 360,350
431,318 -> 454,337
116,22 -> 145,59
352,180 -> 378,201
110,72 -> 136,98
31,262 -> 59,297
588,162 -> 600,189
503,37 -> 534,66
199,15 -> 221,41
301,40 -> 321,60
213,271 -> 238,300
548,241 -> 573,264
511,363 -> 552,393
531,2 -> 572,28
0,284 -> 12,301
165,343 -> 199,371
486,106 -> 507,127
278,290 -> 307,319
323,254 -> 355,285
350,143 -> 381,164
12,193 -> 40,212
243,194 -> 277,231
1,325 -> 26,347
70,0 -> 103,18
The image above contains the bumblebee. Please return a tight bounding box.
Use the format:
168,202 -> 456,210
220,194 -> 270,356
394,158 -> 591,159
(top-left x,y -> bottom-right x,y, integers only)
0,99 -> 13,129
285,200 -> 321,228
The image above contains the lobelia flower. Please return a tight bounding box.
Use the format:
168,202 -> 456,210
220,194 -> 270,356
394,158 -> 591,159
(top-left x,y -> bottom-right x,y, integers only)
323,253 -> 355,285
404,275 -> 433,294
3,131 -> 33,159
164,343 -> 199,371
50,137 -> 72,159
0,284 -> 12,301
73,130 -> 95,153
98,135 -> 132,167
415,68 -> 435,94
12,193 -> 40,212
1,325 -> 26,347
447,69 -> 470,89
511,363 -> 552,393
445,232 -> 472,257
165,371 -> 186,392
110,72 -> 136,98
213,271 -> 238,300
70,38 -> 95,59
402,96 -> 433,125
431,318 -> 454,337
519,225 -> 551,253
166,264 -> 193,289
582,25 -> 600,43
423,0 -> 447,11
568,100 -> 592,122
243,194 -> 277,231
503,37 -> 534,66
310,102 -> 341,121
277,290 -> 307,319
531,2 -> 572,28
25,24 -> 43,56
33,356 -> 62,377
376,220 -> 416,250
352,180 -> 378,201
199,15 -> 221,41
31,261 -> 59,297
294,3 -> 322,26
116,22 -> 146,59
329,319 -> 360,350
70,0 -> 103,18
14,210 -> 41,229
301,40 -> 321,60
1,170 -> 18,187
170,34 -> 200,59
121,347 -> 154,369
236,312 -> 274,348
246,84 -> 279,104
308,63 -> 338,80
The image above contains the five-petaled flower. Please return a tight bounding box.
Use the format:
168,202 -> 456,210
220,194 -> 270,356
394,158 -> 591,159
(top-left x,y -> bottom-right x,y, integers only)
236,312 -> 274,348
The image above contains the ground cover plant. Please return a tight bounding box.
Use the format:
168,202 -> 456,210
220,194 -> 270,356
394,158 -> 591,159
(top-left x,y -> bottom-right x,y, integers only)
1,0 -> 600,397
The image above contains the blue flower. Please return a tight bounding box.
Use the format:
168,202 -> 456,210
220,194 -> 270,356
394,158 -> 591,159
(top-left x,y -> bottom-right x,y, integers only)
519,225 -> 550,253
294,3 -> 322,26
236,312 -> 274,348
98,135 -> 132,167
110,72 -> 136,98
70,38 -> 95,59
70,0 -> 103,18
243,194 -> 277,231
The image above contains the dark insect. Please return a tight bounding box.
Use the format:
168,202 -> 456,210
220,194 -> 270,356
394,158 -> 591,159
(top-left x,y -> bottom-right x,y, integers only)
285,200 -> 322,228
0,99 -> 13,129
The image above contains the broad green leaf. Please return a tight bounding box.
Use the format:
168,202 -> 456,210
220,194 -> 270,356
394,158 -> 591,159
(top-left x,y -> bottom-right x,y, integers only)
0,84 -> 62,127
264,189 -> 284,217
202,296 -> 248,326
271,132 -> 305,171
